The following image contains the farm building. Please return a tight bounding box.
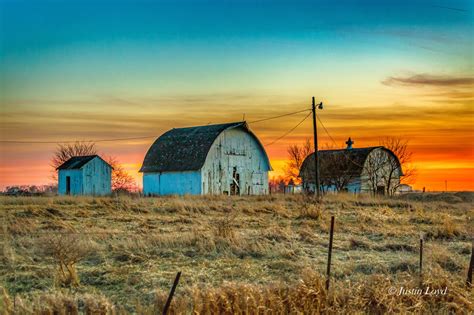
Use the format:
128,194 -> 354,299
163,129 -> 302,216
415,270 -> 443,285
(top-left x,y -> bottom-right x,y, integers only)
299,139 -> 402,195
396,184 -> 413,194
57,155 -> 112,196
140,122 -> 272,196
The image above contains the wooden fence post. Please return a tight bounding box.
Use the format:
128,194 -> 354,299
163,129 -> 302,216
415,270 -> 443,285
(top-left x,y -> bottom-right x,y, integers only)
467,240 -> 473,288
419,234 -> 423,286
326,216 -> 335,291
163,271 -> 181,315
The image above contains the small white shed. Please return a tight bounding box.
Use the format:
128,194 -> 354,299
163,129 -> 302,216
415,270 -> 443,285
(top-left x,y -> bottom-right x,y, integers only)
57,155 -> 112,196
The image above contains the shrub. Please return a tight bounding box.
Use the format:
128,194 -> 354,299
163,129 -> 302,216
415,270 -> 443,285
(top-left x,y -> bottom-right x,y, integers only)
37,232 -> 93,287
213,214 -> 237,241
296,203 -> 322,220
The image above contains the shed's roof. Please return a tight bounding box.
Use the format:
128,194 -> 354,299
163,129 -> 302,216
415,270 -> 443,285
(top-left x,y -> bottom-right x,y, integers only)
140,121 -> 270,172
299,147 -> 388,179
56,155 -> 112,170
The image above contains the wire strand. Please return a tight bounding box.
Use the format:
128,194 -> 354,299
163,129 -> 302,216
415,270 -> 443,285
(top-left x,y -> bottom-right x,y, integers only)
317,115 -> 365,168
0,136 -> 157,144
317,115 -> 339,148
0,108 -> 312,144
265,112 -> 311,146
247,108 -> 311,124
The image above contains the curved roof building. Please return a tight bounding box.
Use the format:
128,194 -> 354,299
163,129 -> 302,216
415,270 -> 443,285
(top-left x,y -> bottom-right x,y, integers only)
140,122 -> 271,196
299,140 -> 402,195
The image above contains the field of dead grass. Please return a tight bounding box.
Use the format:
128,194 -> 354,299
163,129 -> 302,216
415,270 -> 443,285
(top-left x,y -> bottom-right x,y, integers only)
0,193 -> 472,313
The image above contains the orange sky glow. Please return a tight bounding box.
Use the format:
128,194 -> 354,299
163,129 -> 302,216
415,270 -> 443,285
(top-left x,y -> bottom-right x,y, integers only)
1,88 -> 473,192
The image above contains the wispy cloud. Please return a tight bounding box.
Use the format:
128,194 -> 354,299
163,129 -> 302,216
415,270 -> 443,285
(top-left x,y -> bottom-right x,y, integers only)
430,4 -> 470,13
382,74 -> 474,87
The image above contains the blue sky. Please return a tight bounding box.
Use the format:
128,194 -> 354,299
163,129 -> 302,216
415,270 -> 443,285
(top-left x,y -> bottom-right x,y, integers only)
1,0 -> 471,98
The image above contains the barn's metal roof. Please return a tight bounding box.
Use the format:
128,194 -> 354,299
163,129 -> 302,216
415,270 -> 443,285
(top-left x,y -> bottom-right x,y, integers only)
56,155 -> 112,170
299,147 -> 400,180
140,121 -> 271,172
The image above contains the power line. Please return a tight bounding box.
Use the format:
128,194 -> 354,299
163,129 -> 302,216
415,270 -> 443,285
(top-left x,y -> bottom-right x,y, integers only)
0,108 -> 312,144
316,115 -> 365,168
317,115 -> 339,148
0,136 -> 157,144
265,112 -> 312,146
248,108 -> 311,124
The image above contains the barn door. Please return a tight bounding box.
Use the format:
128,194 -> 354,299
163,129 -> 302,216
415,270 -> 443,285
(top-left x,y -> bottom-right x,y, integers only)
376,185 -> 385,195
230,167 -> 240,195
66,176 -> 71,195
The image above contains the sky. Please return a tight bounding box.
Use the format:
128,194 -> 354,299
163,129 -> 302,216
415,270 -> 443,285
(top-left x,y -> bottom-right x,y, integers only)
0,0 -> 473,191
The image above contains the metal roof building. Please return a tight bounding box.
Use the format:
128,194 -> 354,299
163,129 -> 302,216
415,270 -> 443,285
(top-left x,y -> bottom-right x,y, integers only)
140,122 -> 271,196
57,155 -> 112,196
299,140 -> 402,195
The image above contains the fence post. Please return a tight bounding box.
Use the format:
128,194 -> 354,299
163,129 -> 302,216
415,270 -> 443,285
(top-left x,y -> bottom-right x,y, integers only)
163,271 -> 181,315
326,216 -> 335,291
419,234 -> 423,286
467,240 -> 473,288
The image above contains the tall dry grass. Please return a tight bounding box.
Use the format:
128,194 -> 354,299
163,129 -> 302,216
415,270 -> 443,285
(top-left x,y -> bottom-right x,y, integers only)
0,193 -> 472,313
1,269 -> 472,314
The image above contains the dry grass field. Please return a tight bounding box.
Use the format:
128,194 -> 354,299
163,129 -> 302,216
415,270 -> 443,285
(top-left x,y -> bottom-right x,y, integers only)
0,193 -> 473,314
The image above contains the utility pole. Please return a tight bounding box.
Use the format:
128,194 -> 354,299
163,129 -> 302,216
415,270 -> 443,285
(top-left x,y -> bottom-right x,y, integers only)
312,97 -> 322,199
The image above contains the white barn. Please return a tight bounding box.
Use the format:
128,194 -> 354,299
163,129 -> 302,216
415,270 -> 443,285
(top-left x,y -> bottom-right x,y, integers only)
57,155 -> 112,196
140,122 -> 272,196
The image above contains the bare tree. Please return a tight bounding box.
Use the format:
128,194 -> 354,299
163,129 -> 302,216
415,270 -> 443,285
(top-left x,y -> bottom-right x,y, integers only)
320,151 -> 360,192
51,141 -> 97,180
269,176 -> 286,194
301,144 -> 360,193
37,233 -> 92,287
380,137 -> 416,195
106,156 -> 137,193
285,138 -> 313,183
297,143 -> 360,193
364,149 -> 389,195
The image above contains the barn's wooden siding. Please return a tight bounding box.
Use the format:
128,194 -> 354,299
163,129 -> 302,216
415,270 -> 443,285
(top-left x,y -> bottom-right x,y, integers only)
81,157 -> 112,195
58,157 -> 112,196
201,128 -> 270,195
143,171 -> 201,196
58,170 -> 83,195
